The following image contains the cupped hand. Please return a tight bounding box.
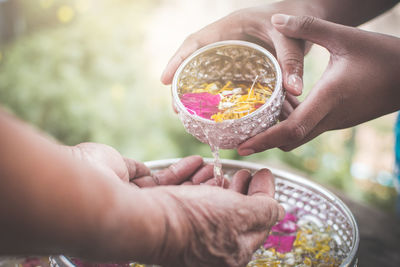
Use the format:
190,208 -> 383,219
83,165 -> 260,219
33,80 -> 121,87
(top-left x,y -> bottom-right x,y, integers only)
238,14 -> 400,155
69,143 -> 284,266
161,1 -> 322,95
69,142 -> 149,183
151,168 -> 284,267
69,143 -> 217,187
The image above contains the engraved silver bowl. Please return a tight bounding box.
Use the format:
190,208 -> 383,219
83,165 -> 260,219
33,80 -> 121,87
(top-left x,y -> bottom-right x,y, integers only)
50,159 -> 359,267
171,40 -> 285,149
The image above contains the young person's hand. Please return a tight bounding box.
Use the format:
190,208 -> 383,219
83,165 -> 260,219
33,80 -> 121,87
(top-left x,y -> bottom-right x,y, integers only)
238,14 -> 400,155
161,1 -> 323,95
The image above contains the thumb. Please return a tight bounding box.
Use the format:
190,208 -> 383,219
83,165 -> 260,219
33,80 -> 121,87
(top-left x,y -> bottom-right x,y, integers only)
271,31 -> 305,96
271,14 -> 346,53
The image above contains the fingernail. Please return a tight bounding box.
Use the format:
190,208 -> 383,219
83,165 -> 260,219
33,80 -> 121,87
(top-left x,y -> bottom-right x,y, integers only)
278,205 -> 286,221
239,148 -> 255,156
271,14 -> 290,26
288,74 -> 303,95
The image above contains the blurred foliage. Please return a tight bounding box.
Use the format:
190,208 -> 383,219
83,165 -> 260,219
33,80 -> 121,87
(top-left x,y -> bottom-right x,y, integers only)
0,0 -> 396,212
0,0 -> 177,160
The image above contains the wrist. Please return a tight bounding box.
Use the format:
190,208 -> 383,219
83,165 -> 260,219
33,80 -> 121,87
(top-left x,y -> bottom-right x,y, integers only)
239,0 -> 326,41
303,0 -> 330,20
89,186 -> 190,265
143,187 -> 191,265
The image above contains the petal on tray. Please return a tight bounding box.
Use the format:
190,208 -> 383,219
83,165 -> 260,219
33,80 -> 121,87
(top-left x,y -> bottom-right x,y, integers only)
264,235 -> 296,253
271,212 -> 298,233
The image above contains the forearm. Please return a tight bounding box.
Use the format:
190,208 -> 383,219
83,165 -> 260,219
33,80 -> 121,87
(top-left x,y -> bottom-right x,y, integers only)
0,109 -> 164,261
306,0 -> 399,26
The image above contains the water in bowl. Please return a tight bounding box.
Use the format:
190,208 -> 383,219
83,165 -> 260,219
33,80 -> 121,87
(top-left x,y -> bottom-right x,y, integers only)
178,77 -> 274,185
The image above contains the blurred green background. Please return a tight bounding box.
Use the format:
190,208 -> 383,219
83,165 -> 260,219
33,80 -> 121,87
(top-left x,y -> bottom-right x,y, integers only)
0,0 -> 399,212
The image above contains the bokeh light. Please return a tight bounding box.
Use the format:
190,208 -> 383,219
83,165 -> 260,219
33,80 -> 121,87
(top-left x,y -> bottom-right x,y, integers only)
57,5 -> 75,23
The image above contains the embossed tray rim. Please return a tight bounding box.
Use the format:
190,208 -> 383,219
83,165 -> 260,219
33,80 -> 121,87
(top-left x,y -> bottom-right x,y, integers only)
50,158 -> 359,267
147,158 -> 359,267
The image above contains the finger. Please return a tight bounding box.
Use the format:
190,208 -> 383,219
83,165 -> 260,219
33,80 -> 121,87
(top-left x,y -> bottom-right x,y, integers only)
243,197 -> 285,232
161,39 -> 199,85
222,178 -> 230,189
129,182 -> 139,189
279,99 -> 294,121
229,169 -> 252,194
279,113 -> 331,151
204,177 -> 230,188
131,175 -> 158,187
270,29 -> 305,95
191,164 -> 214,184
271,14 -> 349,53
237,112 -> 317,155
204,179 -> 217,186
237,79 -> 331,155
161,24 -> 223,85
161,13 -> 247,85
247,169 -> 275,198
124,158 -> 151,181
243,231 -> 270,255
279,93 -> 300,121
232,231 -> 269,267
153,156 -> 203,185
285,93 -> 300,108
279,126 -> 323,151
182,181 -> 193,185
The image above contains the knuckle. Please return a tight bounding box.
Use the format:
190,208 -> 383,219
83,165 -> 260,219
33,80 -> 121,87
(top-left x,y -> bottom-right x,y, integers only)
282,54 -> 303,74
298,15 -> 316,34
168,164 -> 179,179
287,123 -> 307,142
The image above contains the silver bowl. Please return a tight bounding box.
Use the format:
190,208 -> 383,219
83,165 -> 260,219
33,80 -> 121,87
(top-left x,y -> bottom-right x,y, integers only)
51,158 -> 359,267
171,40 -> 285,149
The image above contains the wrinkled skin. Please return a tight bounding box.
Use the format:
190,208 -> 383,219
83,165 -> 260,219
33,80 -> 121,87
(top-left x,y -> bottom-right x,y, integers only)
70,142 -> 215,186
151,169 -> 282,267
68,142 -> 284,267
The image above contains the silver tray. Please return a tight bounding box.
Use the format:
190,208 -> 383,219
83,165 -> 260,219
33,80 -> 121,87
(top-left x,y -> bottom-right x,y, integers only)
51,158 -> 359,267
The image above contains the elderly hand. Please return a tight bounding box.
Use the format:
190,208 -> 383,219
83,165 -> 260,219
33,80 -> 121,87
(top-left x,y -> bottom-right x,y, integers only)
149,168 -> 284,267
69,143 -> 215,186
238,14 -> 400,155
68,143 -> 284,267
161,1 -> 323,96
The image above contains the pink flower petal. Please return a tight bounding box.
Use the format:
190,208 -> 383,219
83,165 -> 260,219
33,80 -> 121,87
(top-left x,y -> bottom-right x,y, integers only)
271,212 -> 298,233
264,235 -> 296,253
180,92 -> 221,120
